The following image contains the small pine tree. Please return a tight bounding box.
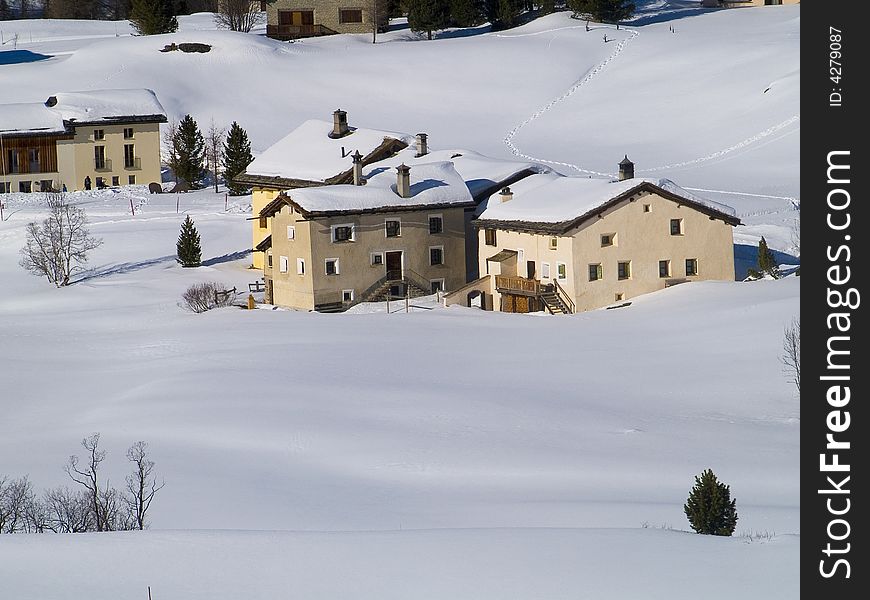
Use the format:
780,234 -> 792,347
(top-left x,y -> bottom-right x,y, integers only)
223,121 -> 254,196
173,114 -> 205,189
684,469 -> 738,536
757,236 -> 780,279
130,0 -> 178,35
568,0 -> 636,24
407,0 -> 451,40
176,215 -> 202,267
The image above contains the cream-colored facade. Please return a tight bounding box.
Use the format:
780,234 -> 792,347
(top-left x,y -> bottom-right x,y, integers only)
265,202 -> 467,310
266,0 -> 386,39
251,188 -> 282,269
456,187 -> 737,314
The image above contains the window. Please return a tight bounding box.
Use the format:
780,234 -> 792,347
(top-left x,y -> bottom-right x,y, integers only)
659,260 -> 671,278
342,289 -> 355,303
259,216 -> 267,229
618,261 -> 631,280
94,129 -> 105,141
112,176 -> 119,186
686,258 -> 698,276
517,248 -> 524,264
40,180 -> 53,192
429,215 -> 443,234
128,175 -> 136,184
296,258 -> 305,275
7,149 -> 19,173
287,226 -> 295,240
124,144 -> 135,169
615,293 -> 624,302
643,204 -> 651,213
94,146 -> 106,170
371,252 -> 384,266
19,181 -> 32,193
430,246 -> 443,266
332,224 -> 355,242
325,258 -> 339,275
385,219 -> 401,237
124,127 -> 134,139
339,8 -> 363,23
549,237 -> 558,250
279,256 -> 289,273
0,182 -> 10,193
430,279 -> 445,294
589,264 -> 602,281
95,177 -> 104,188
601,233 -> 615,247
484,228 -> 497,246
541,262 -> 551,279
557,262 -> 567,280
670,219 -> 683,235
28,148 -> 39,172
267,253 -> 273,268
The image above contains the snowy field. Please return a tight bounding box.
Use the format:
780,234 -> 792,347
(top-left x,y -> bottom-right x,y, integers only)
0,2 -> 799,597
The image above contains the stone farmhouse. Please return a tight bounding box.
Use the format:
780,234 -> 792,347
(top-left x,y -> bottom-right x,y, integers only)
0,89 -> 166,194
265,0 -> 388,40
444,158 -> 740,314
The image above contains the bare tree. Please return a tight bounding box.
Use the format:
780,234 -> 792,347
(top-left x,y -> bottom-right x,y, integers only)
65,433 -> 113,531
368,0 -> 389,43
19,194 -> 103,287
0,476 -> 35,533
781,318 -> 800,393
43,486 -> 95,533
205,119 -> 226,194
162,118 -> 181,184
125,441 -> 164,530
214,0 -> 262,32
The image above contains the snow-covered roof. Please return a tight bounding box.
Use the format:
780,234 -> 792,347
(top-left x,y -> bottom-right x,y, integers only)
245,119 -> 416,183
477,174 -> 738,228
0,88 -> 166,136
284,161 -> 473,214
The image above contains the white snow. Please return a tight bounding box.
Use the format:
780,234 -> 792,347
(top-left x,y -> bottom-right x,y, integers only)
286,160 -> 472,213
478,173 -> 736,224
47,88 -> 166,124
0,102 -> 66,135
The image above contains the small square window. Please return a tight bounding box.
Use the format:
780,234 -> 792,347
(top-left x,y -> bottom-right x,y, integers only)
332,224 -> 354,242
430,279 -> 445,294
659,260 -> 671,278
541,262 -> 551,279
40,180 -> 53,192
279,256 -> 289,273
670,219 -> 683,235
385,220 -> 401,237
94,129 -> 105,141
19,181 -> 32,193
430,247 -> 443,266
557,262 -> 567,280
686,258 -> 698,276
267,253 -> 273,267
342,289 -> 355,303
549,237 -> 558,250
128,175 -> 136,184
259,216 -> 267,229
325,258 -> 339,276
484,228 -> 497,246
618,261 -> 631,280
0,182 -> 10,193
95,177 -> 105,188
615,293 -> 624,302
339,8 -> 362,23
429,215 -> 443,234
124,127 -> 134,139
287,225 -> 295,240
112,176 -> 119,186
601,233 -> 615,247
588,264 -> 602,281
643,204 -> 651,213
371,252 -> 384,266
296,258 -> 305,275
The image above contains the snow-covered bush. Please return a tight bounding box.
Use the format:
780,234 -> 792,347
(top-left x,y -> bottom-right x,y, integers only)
181,282 -> 236,313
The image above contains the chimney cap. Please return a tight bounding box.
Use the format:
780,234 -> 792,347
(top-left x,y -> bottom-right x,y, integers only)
416,132 -> 427,139
351,150 -> 363,162
334,108 -> 346,115
619,155 -> 633,166
396,163 -> 411,173
501,186 -> 511,194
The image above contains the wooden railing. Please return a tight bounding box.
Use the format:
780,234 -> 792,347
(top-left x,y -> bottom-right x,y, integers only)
553,279 -> 575,314
267,24 -> 336,39
495,275 -> 540,295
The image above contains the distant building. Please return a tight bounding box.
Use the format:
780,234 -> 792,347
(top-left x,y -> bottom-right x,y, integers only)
701,0 -> 799,7
0,89 -> 166,194
265,0 -> 388,40
445,158 -> 741,314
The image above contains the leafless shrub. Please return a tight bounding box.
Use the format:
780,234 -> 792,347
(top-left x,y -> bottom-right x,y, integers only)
214,0 -> 263,33
781,318 -> 800,392
42,486 -> 94,533
182,281 -> 237,313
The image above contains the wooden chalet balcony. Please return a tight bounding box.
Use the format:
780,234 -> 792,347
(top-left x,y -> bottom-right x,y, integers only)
495,275 -> 541,296
267,24 -> 336,40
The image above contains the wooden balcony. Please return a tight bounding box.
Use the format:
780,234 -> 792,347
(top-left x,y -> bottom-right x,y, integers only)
495,275 -> 541,296
266,24 -> 336,40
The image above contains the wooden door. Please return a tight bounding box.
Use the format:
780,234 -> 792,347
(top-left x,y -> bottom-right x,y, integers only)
527,260 -> 536,280
385,251 -> 402,280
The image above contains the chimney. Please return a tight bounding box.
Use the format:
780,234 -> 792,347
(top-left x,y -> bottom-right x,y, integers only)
352,150 -> 364,186
618,155 -> 635,181
499,186 -> 513,203
331,109 -> 349,138
396,164 -> 411,198
45,96 -> 58,107
415,133 -> 428,157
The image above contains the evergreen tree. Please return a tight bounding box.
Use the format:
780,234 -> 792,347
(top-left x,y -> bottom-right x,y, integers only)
757,236 -> 780,278
173,114 -> 205,188
176,215 -> 202,267
494,0 -> 520,29
567,0 -> 635,24
684,469 -> 738,536
449,0 -> 481,27
407,0 -> 450,40
0,0 -> 12,20
130,0 -> 178,35
540,0 -> 555,16
222,121 -> 254,196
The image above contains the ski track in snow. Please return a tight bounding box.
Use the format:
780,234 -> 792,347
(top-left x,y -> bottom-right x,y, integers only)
501,23 -> 800,183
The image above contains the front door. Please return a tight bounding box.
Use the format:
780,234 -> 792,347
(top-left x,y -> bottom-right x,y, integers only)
385,251 -> 403,281
292,10 -> 314,25
527,260 -> 536,279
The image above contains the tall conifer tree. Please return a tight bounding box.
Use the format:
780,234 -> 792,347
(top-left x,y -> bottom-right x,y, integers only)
407,0 -> 450,40
222,121 -> 254,196
176,215 -> 202,267
173,114 -> 205,188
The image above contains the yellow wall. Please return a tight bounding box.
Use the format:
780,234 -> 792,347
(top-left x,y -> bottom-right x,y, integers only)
251,188 -> 282,269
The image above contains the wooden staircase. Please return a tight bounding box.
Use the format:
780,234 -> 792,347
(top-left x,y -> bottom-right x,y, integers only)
540,280 -> 575,315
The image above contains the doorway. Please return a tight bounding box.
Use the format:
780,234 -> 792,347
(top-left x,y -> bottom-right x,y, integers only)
385,251 -> 403,281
